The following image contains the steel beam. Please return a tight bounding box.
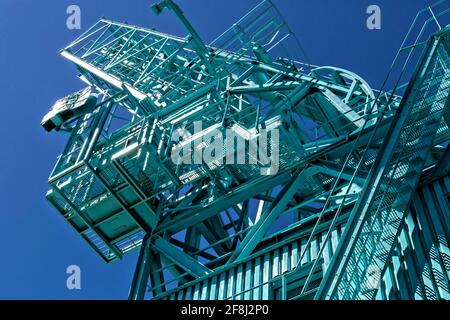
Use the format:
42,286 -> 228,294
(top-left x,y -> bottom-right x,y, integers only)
153,236 -> 212,277
229,166 -> 310,262
129,234 -> 152,300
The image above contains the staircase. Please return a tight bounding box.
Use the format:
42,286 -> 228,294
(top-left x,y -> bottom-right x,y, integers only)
317,26 -> 450,300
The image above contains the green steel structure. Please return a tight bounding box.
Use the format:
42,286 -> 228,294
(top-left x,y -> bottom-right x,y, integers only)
42,0 -> 450,300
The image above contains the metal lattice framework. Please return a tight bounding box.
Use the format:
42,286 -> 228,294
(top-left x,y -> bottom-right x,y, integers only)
43,0 -> 450,300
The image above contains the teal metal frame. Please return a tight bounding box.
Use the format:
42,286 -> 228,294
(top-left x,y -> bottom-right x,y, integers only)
43,0 -> 450,300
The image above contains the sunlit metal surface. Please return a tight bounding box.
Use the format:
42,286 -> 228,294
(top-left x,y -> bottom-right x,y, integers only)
43,0 -> 450,300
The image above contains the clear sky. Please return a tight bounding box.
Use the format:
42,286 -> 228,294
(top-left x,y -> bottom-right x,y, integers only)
0,0 -> 441,299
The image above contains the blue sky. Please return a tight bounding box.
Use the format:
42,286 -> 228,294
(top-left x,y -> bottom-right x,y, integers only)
0,0 -> 441,299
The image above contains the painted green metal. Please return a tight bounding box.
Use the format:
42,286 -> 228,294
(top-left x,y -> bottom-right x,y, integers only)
43,0 -> 450,300
153,174 -> 450,300
317,25 -> 450,300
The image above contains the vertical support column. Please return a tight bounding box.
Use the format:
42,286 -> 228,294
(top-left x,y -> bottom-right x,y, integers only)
82,101 -> 114,162
129,234 -> 152,300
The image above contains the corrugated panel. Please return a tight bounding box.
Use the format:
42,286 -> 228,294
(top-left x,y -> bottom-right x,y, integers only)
377,175 -> 450,300
156,221 -> 346,300
154,175 -> 449,300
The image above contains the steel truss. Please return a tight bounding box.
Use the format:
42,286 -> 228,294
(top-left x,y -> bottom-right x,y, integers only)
43,0 -> 450,300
